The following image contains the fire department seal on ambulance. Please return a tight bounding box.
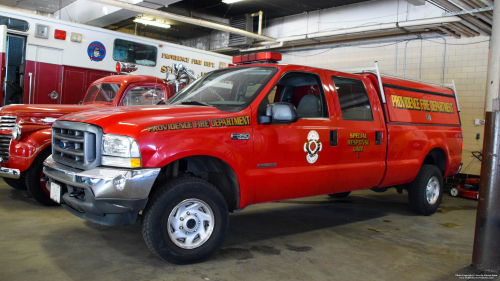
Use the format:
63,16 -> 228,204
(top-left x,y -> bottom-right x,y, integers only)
304,130 -> 322,164
88,41 -> 106,62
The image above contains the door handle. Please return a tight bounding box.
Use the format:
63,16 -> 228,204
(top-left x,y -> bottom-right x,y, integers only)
375,131 -> 382,145
330,130 -> 338,146
28,72 -> 32,104
50,90 -> 59,100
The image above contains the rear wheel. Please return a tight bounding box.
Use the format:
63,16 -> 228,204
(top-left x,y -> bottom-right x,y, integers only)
408,165 -> 443,215
328,191 -> 351,198
3,177 -> 27,190
142,177 -> 229,264
449,187 -> 460,197
26,149 -> 58,206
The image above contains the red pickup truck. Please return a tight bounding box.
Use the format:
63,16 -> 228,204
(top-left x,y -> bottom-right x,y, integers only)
0,67 -> 180,206
43,52 -> 462,264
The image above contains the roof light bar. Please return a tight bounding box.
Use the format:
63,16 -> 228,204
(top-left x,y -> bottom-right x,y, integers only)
232,52 -> 282,65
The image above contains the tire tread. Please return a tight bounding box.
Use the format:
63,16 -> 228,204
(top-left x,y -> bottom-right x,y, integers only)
25,149 -> 58,206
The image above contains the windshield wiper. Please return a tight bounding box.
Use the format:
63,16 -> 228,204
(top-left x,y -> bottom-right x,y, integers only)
180,101 -> 213,107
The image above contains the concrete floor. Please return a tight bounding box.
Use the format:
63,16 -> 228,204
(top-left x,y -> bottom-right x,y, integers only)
0,179 -> 485,281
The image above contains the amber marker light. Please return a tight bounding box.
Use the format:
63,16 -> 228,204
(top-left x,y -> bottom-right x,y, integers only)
130,159 -> 141,167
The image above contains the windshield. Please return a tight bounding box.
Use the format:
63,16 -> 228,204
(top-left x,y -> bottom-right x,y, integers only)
122,86 -> 166,106
83,83 -> 121,104
169,67 -> 276,107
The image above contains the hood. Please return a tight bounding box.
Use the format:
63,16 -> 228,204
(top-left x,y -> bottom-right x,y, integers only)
60,105 -> 230,134
0,104 -> 102,118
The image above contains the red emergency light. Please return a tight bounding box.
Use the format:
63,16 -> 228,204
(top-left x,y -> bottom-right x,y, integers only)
54,29 -> 66,40
116,62 -> 138,74
232,52 -> 282,65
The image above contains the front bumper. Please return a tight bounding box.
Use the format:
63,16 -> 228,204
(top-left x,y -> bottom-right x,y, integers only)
43,156 -> 160,226
0,164 -> 20,179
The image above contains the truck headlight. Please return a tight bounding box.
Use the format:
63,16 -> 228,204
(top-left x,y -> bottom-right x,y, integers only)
101,134 -> 141,168
12,124 -> 21,141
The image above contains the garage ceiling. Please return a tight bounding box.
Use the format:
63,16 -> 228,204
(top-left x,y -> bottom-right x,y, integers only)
0,0 -> 78,13
163,0 -> 373,20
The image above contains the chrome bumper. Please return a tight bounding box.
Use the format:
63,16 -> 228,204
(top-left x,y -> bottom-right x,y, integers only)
0,159 -> 20,179
43,156 -> 160,225
43,156 -> 160,200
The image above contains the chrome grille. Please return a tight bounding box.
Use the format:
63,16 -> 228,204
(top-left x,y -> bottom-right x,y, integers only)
0,115 -> 16,162
0,115 -> 16,130
0,135 -> 11,162
52,121 -> 102,170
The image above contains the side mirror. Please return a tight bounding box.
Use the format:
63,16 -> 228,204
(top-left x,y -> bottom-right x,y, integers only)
259,102 -> 298,124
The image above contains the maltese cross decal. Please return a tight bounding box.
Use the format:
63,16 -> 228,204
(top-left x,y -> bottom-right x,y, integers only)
303,130 -> 322,164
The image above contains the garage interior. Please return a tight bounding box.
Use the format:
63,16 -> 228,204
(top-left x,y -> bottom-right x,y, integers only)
0,0 -> 499,280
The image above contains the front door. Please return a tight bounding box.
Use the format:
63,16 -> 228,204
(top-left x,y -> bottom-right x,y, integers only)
253,70 -> 338,203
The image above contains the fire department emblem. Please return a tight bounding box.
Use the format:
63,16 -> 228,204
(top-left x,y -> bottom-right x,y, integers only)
303,130 -> 322,164
88,41 -> 106,62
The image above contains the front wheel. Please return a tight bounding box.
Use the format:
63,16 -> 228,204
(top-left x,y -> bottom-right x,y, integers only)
25,150 -> 58,206
3,177 -> 27,190
408,165 -> 443,215
142,177 -> 229,264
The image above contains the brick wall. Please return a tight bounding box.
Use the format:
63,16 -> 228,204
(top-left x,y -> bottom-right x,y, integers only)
281,35 -> 490,175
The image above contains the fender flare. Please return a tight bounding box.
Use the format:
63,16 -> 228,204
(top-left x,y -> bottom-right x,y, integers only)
9,128 -> 52,172
142,136 -> 251,208
418,139 -> 450,176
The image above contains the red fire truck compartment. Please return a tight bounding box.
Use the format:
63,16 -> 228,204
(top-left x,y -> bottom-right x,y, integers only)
362,73 -> 462,187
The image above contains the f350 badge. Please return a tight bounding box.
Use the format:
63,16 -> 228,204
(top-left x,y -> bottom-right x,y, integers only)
304,130 -> 322,164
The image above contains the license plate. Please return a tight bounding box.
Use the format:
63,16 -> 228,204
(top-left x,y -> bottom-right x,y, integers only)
50,182 -> 61,204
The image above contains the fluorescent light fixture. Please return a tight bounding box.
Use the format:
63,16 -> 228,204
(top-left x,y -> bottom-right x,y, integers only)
222,0 -> 244,3
134,18 -> 171,29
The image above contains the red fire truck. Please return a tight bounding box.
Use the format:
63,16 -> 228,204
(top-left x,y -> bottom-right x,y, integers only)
43,52 -> 463,264
0,62 -> 196,205
0,7 -> 231,106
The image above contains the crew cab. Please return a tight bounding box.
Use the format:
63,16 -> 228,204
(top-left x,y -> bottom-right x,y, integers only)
43,52 -> 462,264
0,65 -> 183,206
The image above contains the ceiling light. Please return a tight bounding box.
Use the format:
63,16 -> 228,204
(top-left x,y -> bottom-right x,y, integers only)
222,0 -> 244,4
134,18 -> 171,29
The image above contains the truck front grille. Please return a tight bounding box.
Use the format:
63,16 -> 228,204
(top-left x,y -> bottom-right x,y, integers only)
0,115 -> 16,162
52,121 -> 102,170
0,135 -> 11,162
0,115 -> 16,130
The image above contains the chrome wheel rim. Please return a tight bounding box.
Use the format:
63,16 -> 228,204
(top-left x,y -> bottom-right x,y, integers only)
450,188 -> 459,197
167,198 -> 215,249
426,176 -> 440,204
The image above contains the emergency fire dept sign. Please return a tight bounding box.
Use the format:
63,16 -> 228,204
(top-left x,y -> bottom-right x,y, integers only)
88,41 -> 106,62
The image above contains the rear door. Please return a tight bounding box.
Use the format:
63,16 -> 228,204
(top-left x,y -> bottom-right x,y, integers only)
0,25 -> 6,106
327,72 -> 387,191
30,46 -> 63,104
